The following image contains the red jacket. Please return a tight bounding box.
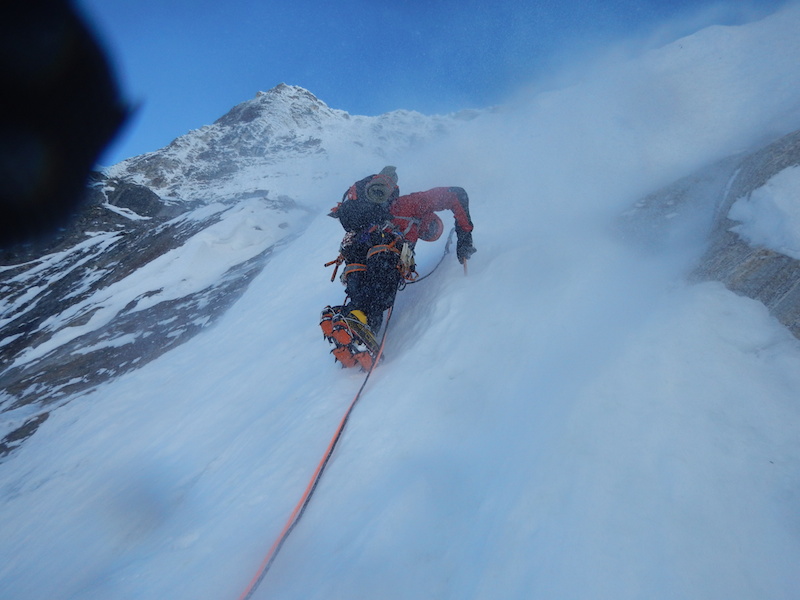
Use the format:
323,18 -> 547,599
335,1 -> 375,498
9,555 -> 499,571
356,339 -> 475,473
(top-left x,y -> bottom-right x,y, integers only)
389,187 -> 473,244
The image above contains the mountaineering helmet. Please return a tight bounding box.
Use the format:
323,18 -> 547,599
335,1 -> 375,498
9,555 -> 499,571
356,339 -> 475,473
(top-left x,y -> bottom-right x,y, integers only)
364,165 -> 399,204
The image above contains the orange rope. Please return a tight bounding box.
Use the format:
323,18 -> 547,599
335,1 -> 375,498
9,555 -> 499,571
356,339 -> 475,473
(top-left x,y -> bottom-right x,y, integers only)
236,307 -> 393,600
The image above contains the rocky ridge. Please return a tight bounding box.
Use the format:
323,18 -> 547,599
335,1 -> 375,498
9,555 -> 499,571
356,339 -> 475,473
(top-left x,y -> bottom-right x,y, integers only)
623,128 -> 800,338
109,83 -> 477,201
692,129 -> 800,335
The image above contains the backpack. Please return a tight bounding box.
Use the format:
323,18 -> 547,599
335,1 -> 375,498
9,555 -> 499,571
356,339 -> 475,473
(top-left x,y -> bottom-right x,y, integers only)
329,175 -> 395,233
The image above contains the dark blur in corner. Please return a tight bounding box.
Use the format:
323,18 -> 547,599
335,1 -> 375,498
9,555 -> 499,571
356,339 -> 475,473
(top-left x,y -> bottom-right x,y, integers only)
0,0 -> 126,248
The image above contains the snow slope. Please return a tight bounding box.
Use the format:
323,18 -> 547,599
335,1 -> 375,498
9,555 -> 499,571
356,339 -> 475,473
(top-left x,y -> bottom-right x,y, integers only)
2,4 -> 800,600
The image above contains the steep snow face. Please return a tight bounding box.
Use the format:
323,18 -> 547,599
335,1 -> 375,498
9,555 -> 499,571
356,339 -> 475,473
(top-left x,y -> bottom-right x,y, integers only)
1,85 -> 460,449
2,4 -> 800,600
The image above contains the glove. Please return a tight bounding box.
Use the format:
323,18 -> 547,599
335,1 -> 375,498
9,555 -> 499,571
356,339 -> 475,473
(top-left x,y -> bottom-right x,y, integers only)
456,228 -> 476,264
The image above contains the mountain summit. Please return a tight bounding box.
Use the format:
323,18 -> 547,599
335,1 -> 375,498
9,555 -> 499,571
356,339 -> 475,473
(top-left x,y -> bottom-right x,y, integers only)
108,83 -> 469,201
214,84 -> 341,128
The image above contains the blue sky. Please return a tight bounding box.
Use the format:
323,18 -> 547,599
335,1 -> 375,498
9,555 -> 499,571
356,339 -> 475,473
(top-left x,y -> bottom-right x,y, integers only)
75,0 -> 788,165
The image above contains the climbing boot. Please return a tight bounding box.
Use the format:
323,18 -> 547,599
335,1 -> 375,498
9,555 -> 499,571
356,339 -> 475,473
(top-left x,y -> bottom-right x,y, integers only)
320,306 -> 379,369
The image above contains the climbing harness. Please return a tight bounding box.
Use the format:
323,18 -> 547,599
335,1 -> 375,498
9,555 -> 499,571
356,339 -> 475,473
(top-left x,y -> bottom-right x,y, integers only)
326,232 -> 418,285
326,227 -> 455,289
366,242 -> 399,260
340,262 -> 367,281
236,307 -> 394,600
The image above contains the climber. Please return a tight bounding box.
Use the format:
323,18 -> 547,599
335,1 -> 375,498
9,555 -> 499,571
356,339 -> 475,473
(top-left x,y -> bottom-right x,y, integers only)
320,165 -> 476,369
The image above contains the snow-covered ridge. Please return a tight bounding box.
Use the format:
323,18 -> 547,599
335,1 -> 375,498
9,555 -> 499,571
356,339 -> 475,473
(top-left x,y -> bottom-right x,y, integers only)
108,83 -> 478,202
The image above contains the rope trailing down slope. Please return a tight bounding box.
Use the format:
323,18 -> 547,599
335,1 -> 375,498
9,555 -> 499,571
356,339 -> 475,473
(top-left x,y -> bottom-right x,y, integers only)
237,307 -> 393,600
237,228 -> 459,599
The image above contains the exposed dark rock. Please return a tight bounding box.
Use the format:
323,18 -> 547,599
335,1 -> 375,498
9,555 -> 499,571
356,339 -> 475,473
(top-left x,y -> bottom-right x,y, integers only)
0,237 -> 283,411
0,161 -> 310,458
0,413 -> 49,459
622,128 -> 800,339
691,130 -> 800,337
106,180 -> 167,217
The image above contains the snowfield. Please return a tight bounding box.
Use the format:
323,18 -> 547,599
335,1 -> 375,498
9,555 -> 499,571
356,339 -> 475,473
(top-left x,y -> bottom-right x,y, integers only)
2,4 -> 800,600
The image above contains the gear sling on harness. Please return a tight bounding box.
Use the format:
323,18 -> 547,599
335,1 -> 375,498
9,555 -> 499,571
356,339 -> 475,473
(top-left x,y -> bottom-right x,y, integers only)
325,234 -> 416,285
326,224 -> 416,331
